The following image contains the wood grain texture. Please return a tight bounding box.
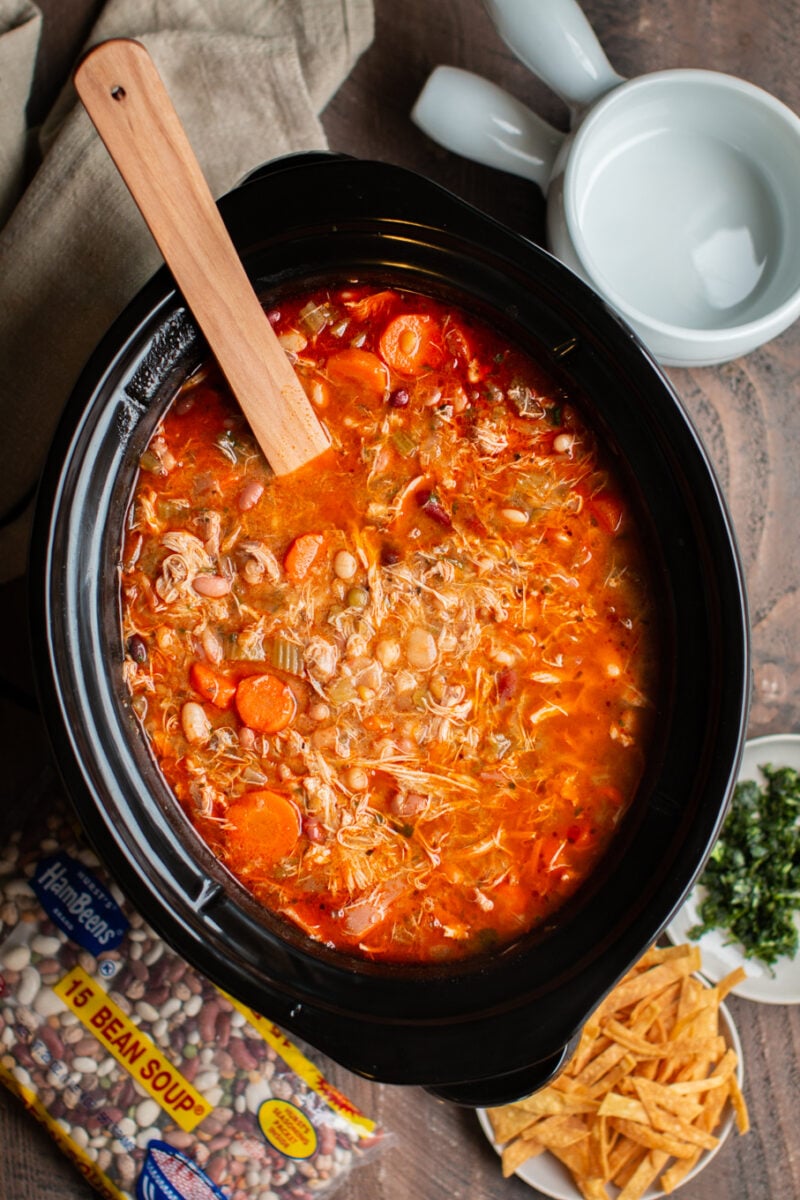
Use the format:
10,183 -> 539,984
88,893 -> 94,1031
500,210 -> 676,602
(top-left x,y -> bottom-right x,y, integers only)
74,38 -> 329,476
3,2 -> 800,1199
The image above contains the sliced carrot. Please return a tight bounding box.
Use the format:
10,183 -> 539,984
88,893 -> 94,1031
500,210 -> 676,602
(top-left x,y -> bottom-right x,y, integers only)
189,660 -> 236,709
326,348 -> 389,394
283,532 -> 324,582
589,492 -> 625,534
490,881 -> 530,922
379,314 -> 444,376
225,790 -> 301,867
235,672 -> 297,733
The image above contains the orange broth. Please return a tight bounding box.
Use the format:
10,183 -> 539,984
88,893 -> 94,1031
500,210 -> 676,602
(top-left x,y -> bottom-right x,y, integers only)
120,284 -> 659,963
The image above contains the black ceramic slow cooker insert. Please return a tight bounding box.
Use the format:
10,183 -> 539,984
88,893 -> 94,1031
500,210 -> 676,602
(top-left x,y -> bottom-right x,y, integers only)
30,154 -> 749,1107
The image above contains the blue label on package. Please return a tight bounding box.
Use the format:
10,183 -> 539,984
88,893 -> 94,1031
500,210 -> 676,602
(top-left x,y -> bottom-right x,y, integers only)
138,1141 -> 228,1200
31,852 -> 128,954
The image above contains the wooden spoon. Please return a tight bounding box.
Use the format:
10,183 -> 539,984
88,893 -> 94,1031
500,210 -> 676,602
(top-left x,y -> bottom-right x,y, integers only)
74,38 -> 330,476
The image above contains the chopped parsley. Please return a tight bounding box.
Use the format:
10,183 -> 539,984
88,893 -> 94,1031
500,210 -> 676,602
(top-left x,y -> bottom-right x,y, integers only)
689,763 -> 800,968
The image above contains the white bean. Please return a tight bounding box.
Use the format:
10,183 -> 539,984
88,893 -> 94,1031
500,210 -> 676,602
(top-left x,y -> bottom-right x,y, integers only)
135,1099 -> 161,1128
375,638 -> 400,669
500,507 -> 529,526
333,549 -> 358,580
181,702 -> 211,745
31,934 -> 61,956
0,943 -> 30,970
184,994 -> 203,1018
194,1069 -> 220,1092
73,1056 -> 100,1074
16,965 -> 40,1008
246,1079 -> 272,1113
406,627 -> 437,671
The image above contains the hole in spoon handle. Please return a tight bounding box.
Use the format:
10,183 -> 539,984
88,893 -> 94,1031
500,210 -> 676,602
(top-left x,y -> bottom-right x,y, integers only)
74,38 -> 329,477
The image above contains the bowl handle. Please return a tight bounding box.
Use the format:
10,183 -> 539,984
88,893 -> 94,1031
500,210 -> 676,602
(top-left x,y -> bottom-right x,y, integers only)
411,65 -> 564,191
484,0 -> 624,117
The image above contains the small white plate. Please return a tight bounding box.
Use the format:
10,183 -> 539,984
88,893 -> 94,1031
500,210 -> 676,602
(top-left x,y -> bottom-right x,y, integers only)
477,1003 -> 742,1199
666,733 -> 800,1005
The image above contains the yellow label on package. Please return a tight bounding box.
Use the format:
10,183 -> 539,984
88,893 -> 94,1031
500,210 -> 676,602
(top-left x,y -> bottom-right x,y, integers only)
54,967 -> 212,1131
258,1098 -> 318,1158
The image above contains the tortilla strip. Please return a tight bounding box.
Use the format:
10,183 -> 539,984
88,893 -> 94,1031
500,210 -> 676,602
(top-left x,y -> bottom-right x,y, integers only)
501,1134 -> 544,1177
630,1088 -> 719,1150
630,1076 -> 703,1120
603,1018 -> 723,1060
587,1053 -> 638,1099
717,966 -> 748,1001
730,1075 -> 750,1134
531,1114 -> 593,1149
618,1149 -> 670,1200
667,1048 -> 738,1093
607,1116 -> 701,1159
659,1148 -> 703,1193
595,947 -> 702,1017
612,1143 -> 650,1188
598,1093 -> 651,1124
486,1103 -> 541,1143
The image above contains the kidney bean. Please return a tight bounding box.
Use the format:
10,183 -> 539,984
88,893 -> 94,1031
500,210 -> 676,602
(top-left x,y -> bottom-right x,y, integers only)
416,488 -> 452,527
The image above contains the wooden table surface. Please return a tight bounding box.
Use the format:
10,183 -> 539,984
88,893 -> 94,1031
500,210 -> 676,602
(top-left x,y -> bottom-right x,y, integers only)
2,1 -> 800,1198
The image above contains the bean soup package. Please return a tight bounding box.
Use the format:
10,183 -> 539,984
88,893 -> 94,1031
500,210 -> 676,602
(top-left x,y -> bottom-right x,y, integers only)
0,795 -> 387,1200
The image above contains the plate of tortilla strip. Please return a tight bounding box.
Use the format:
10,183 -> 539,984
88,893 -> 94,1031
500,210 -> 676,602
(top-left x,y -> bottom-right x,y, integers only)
477,944 -> 748,1199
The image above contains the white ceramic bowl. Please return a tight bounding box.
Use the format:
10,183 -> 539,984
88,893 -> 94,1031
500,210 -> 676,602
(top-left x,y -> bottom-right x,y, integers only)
413,0 -> 800,366
551,70 -> 800,367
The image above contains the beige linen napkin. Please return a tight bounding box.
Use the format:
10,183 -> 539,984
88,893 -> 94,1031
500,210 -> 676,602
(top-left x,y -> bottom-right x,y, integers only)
0,0 -> 374,582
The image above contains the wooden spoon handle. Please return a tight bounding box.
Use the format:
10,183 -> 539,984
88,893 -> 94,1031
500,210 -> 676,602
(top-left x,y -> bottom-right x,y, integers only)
74,38 -> 329,476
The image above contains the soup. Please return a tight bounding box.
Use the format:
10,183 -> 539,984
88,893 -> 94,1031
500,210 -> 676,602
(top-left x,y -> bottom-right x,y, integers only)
120,284 -> 658,963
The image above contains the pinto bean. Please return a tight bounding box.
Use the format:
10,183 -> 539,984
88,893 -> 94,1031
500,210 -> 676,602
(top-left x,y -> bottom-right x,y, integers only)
237,480 -> 264,511
193,574 -> 231,598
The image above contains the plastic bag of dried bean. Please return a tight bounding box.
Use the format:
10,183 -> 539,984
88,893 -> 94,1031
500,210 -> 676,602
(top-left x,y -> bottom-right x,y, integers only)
0,791 -> 388,1200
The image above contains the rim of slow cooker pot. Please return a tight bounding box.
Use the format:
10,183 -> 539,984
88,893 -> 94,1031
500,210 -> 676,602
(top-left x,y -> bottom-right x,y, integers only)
30,155 -> 749,1091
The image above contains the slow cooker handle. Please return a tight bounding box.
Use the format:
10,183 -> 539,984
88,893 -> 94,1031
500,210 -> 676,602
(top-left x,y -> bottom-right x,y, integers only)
423,1034 -> 580,1107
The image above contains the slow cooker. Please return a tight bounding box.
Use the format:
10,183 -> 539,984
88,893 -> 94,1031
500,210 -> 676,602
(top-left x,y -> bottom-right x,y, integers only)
30,153 -> 749,1106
